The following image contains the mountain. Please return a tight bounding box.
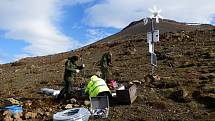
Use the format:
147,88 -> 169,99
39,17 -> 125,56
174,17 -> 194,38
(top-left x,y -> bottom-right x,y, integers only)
95,18 -> 214,44
0,19 -> 215,120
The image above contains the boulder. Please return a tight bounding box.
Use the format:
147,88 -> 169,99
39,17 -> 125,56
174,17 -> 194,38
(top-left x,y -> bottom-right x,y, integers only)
144,74 -> 160,84
25,112 -> 37,119
84,100 -> 91,106
45,112 -> 51,117
153,75 -> 161,81
3,115 -> 13,121
130,80 -> 142,85
36,108 -> 44,116
47,108 -> 53,112
73,104 -> 79,107
14,112 -> 23,119
3,110 -> 13,121
170,87 -> 190,102
3,110 -> 12,116
7,98 -> 21,105
69,98 -> 77,104
65,104 -> 73,109
14,118 -> 23,121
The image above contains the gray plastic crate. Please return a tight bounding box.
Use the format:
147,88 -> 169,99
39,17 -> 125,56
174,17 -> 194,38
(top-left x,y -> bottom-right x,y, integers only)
90,96 -> 109,118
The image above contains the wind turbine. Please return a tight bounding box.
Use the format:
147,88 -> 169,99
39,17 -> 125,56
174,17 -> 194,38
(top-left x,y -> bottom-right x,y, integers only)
147,5 -> 163,74
149,6 -> 163,23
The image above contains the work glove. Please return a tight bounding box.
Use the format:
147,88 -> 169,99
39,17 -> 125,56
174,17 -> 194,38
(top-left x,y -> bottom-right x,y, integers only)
76,69 -> 80,73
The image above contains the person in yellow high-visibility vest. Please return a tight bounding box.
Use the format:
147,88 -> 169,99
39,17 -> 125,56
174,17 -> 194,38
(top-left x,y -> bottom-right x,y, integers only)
84,72 -> 111,98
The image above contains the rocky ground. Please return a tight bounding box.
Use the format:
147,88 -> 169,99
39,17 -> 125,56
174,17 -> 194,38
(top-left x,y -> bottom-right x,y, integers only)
0,19 -> 215,121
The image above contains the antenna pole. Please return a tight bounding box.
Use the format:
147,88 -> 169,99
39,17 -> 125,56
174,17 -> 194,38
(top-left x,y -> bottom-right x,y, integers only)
148,6 -> 161,75
151,18 -> 155,75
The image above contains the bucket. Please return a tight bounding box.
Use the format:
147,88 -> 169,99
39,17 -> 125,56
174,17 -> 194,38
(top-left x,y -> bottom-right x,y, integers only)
53,108 -> 90,121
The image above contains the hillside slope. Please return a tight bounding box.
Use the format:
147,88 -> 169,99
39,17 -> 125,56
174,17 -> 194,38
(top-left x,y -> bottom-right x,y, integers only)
0,19 -> 215,120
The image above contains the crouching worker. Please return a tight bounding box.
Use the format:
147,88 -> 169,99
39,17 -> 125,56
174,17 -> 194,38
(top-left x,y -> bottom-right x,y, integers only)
84,72 -> 111,99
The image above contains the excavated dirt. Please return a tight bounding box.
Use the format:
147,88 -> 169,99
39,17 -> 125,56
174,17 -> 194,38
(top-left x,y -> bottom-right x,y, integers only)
0,19 -> 215,121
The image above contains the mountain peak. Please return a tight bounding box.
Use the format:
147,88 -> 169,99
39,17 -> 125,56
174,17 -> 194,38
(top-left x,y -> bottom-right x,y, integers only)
122,18 -> 214,34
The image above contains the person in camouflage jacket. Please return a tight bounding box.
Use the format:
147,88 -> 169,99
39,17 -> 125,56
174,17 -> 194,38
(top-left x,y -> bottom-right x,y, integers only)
57,56 -> 84,100
100,52 -> 112,81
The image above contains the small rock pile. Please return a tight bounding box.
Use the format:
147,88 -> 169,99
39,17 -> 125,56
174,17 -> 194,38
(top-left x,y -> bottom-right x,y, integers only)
0,97 -> 92,120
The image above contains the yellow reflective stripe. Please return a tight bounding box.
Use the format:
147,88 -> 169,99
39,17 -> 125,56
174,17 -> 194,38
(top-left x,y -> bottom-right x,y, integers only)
88,80 -> 106,93
89,84 -> 106,95
90,85 -> 109,97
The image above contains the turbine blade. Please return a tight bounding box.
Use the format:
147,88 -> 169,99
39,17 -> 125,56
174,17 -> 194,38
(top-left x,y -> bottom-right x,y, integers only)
153,5 -> 158,12
158,15 -> 163,20
158,9 -> 162,13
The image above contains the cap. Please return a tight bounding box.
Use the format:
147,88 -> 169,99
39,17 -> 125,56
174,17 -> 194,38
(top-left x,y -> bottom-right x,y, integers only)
95,71 -> 102,77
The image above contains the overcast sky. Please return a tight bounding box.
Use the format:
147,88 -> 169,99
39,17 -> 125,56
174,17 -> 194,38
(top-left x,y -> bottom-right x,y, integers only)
0,0 -> 215,64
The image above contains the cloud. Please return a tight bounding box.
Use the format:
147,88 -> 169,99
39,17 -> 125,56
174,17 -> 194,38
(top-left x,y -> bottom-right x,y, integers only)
86,28 -> 112,43
0,0 -> 91,57
85,0 -> 215,28
14,53 -> 31,61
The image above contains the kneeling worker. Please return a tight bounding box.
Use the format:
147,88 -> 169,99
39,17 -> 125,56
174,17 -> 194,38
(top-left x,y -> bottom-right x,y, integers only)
84,72 -> 111,99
